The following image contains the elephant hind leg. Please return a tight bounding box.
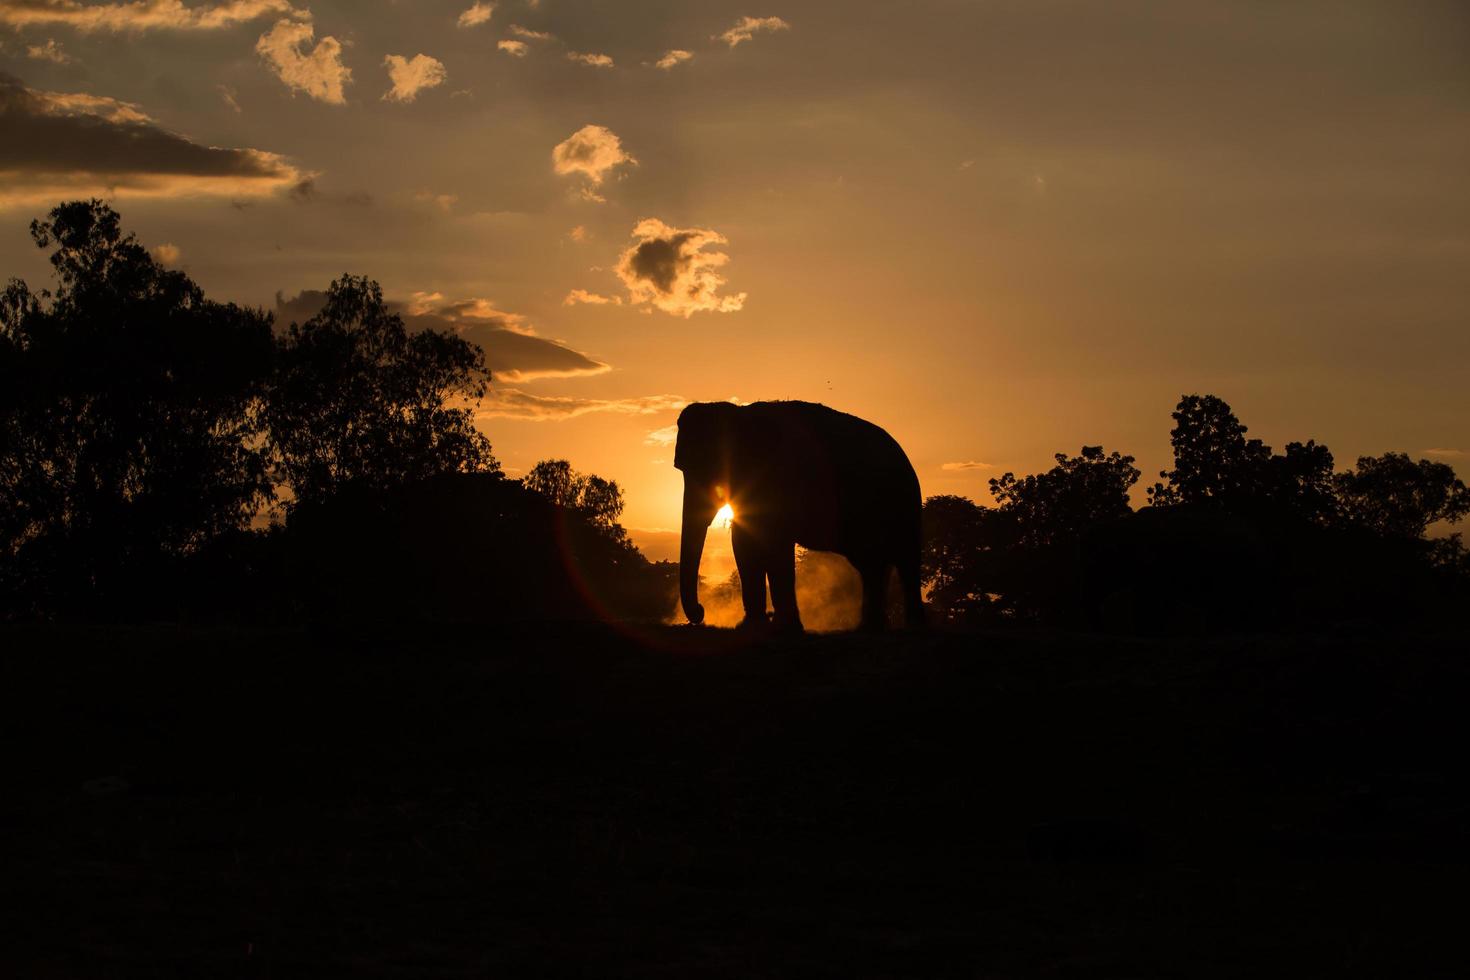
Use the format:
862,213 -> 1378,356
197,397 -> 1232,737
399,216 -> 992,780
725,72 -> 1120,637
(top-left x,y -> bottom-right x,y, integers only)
858,561 -> 891,632
897,553 -> 925,629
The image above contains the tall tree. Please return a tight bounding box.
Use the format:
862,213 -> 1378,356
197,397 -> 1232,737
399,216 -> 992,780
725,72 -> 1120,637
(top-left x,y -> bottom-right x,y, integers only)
0,200 -> 272,609
1147,394 -> 1270,507
1149,394 -> 1339,523
266,275 -> 498,509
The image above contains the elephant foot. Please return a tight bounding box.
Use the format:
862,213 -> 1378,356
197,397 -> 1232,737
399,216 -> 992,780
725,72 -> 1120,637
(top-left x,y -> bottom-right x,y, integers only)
735,613 -> 770,632
771,613 -> 804,635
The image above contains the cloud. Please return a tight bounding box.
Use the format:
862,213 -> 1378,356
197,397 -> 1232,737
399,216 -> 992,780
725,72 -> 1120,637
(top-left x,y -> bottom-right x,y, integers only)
644,423 -> 677,446
615,218 -> 746,318
25,38 -> 70,63
508,24 -> 553,41
567,224 -> 589,242
1423,448 -> 1466,459
566,51 -> 613,68
414,190 -> 457,212
551,124 -> 634,193
718,15 -> 790,48
274,288 -> 610,383
288,176 -> 316,201
456,2 -> 493,28
0,73 -> 303,209
563,288 -> 619,306
255,18 -> 350,105
653,49 -> 692,70
497,39 -> 526,57
0,0 -> 300,32
382,53 -> 447,103
477,389 -> 686,422
150,242 -> 181,265
941,460 -> 992,471
218,84 -> 241,112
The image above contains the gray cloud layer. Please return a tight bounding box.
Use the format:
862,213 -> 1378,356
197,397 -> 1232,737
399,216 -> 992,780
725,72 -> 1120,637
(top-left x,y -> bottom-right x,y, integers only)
274,288 -> 610,383
0,0 -> 299,32
0,73 -> 300,207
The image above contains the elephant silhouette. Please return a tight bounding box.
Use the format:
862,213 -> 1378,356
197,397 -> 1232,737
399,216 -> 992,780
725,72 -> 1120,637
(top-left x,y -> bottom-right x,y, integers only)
675,400 -> 924,631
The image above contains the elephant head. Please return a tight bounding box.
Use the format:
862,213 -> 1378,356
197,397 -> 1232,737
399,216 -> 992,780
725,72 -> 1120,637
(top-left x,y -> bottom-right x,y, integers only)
673,401 -> 742,625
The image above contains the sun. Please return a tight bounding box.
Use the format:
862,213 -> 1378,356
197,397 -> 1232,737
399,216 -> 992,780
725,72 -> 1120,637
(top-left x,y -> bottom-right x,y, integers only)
713,503 -> 734,529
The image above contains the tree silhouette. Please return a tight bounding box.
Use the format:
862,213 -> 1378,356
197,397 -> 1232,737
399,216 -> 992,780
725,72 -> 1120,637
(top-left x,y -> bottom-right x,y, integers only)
1149,395 -> 1339,524
1263,439 -> 1338,523
1,200 -> 272,612
919,495 -> 1010,622
990,446 -> 1139,548
1147,394 -> 1270,507
1336,453 -> 1469,539
266,275 -> 498,510
523,458 -> 625,531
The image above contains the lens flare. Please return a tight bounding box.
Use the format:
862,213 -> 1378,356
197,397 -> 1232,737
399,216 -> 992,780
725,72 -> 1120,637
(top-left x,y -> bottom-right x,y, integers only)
713,503 -> 734,528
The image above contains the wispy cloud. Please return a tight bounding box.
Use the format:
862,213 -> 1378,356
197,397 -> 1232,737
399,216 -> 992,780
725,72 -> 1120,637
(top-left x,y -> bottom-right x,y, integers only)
25,38 -> 71,63
941,460 -> 992,471
718,15 -> 790,48
0,0 -> 300,32
616,218 -> 746,318
217,84 -> 242,112
497,39 -> 527,57
413,190 -> 457,212
566,51 -> 613,68
564,288 -> 620,306
1424,448 -> 1466,459
645,423 -> 678,446
256,18 -> 350,104
508,24 -> 553,41
478,390 -> 686,422
150,242 -> 181,266
456,1 -> 494,28
652,49 -> 693,70
383,53 -> 447,103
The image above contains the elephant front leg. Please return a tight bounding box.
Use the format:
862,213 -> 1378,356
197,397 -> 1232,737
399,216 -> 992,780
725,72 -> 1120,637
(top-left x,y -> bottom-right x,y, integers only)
768,543 -> 803,633
731,523 -> 769,629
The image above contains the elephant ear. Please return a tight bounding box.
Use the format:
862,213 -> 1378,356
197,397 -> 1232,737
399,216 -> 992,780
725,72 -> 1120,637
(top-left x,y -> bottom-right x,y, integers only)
674,402 -> 737,477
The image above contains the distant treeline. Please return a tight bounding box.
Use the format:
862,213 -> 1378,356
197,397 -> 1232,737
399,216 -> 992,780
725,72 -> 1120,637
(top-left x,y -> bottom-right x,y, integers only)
922,397 -> 1468,629
0,201 -> 675,622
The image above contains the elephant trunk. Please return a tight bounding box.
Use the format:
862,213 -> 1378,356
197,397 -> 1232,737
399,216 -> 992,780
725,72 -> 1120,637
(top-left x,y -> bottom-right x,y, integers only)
679,480 -> 714,625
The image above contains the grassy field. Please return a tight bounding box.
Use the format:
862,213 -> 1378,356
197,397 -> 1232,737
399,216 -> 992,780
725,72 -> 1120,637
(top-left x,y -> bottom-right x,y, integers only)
4,621 -> 1467,977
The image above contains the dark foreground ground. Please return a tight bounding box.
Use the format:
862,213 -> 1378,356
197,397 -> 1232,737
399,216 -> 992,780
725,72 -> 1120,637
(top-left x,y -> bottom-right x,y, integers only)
3,621 -> 1468,978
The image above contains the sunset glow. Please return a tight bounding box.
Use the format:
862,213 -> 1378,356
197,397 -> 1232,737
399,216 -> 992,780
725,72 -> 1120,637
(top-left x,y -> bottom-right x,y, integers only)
714,504 -> 734,529
0,1 -> 1463,562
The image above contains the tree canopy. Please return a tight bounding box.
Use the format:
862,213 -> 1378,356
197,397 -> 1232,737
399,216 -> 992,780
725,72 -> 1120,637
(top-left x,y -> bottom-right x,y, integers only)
266,274 -> 499,510
1,200 -> 273,611
523,459 -> 626,532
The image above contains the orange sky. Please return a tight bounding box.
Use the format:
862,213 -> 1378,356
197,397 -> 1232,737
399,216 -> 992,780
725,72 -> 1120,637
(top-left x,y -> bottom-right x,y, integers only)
2,0 -> 1467,545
